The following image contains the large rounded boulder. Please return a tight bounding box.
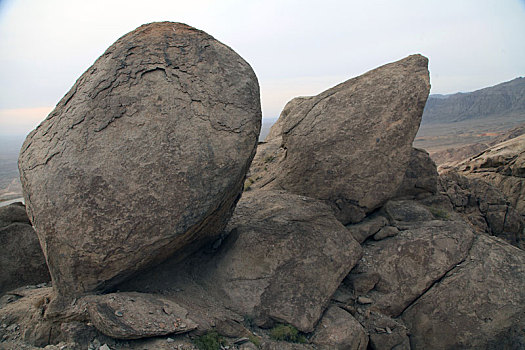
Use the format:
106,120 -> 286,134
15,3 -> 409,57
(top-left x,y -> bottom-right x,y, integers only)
18,22 -> 261,297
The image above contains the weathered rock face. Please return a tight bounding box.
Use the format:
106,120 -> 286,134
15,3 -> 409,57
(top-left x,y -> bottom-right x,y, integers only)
0,203 -> 50,295
202,190 -> 362,332
250,55 -> 430,224
402,234 -> 525,349
245,97 -> 311,192
118,190 -> 362,334
456,133 -> 525,215
311,305 -> 368,350
0,202 -> 31,226
18,22 -> 261,297
440,171 -> 524,249
394,147 -> 438,199
349,218 -> 475,317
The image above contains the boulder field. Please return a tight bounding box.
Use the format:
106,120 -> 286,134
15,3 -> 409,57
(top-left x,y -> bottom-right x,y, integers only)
1,22 -> 524,350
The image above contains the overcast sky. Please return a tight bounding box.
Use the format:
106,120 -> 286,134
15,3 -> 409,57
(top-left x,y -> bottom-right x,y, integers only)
0,0 -> 524,136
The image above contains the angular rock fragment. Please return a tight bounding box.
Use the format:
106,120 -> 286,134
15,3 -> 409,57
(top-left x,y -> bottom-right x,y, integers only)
440,171 -> 524,248
208,191 -> 362,332
18,22 -> 261,297
456,133 -> 525,215
346,215 -> 388,244
311,305 -> 368,350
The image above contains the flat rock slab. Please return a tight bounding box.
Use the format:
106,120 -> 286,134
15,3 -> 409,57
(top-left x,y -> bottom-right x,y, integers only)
350,219 -> 475,316
402,234 -> 525,349
18,22 -> 261,297
86,292 -> 197,339
253,55 -> 430,224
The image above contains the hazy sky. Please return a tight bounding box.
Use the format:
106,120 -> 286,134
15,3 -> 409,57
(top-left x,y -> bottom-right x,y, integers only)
0,0 -> 524,136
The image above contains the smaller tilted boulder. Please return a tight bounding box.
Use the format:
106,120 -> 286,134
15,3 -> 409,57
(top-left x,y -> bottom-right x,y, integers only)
249,54 -> 431,224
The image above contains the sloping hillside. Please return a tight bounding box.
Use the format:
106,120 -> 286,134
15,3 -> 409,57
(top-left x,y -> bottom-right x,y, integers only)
415,77 -> 525,153
422,77 -> 525,125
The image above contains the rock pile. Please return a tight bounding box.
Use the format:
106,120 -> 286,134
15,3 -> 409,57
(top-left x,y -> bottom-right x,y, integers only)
1,22 -> 524,350
456,133 -> 525,216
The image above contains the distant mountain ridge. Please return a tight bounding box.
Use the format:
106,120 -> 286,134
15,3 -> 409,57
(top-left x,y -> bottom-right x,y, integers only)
422,77 -> 525,124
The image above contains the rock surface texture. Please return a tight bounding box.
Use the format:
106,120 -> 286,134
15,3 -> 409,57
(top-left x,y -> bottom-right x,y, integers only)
311,305 -> 368,350
119,190 -> 363,334
402,234 -> 525,349
251,54 -> 430,224
0,203 -> 50,295
206,190 -> 362,332
440,171 -> 524,249
394,147 -> 438,199
87,292 -> 197,339
18,22 -> 261,297
3,47 -> 524,350
350,217 -> 475,316
456,133 -> 525,216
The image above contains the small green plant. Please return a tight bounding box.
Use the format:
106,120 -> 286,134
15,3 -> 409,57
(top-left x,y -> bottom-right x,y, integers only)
269,324 -> 307,343
193,331 -> 225,350
249,334 -> 262,347
429,207 -> 450,220
263,155 -> 276,163
244,177 -> 254,192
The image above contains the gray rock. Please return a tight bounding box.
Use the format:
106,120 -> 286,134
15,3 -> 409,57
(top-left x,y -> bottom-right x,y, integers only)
239,342 -> 259,350
344,272 -> 380,295
86,292 -> 197,339
264,97 -> 312,143
0,206 -> 50,295
118,190 -> 362,334
311,305 -> 368,350
357,296 -> 373,305
208,190 -> 362,332
383,200 -> 435,226
252,55 -> 430,224
372,226 -> 399,241
18,22 -> 261,298
0,202 -> 30,226
346,215 -> 388,244
261,342 -> 315,350
246,97 -> 312,191
456,133 -> 525,215
402,234 -> 525,349
440,170 -> 524,249
354,312 -> 410,350
350,219 -> 475,316
394,147 -> 438,199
